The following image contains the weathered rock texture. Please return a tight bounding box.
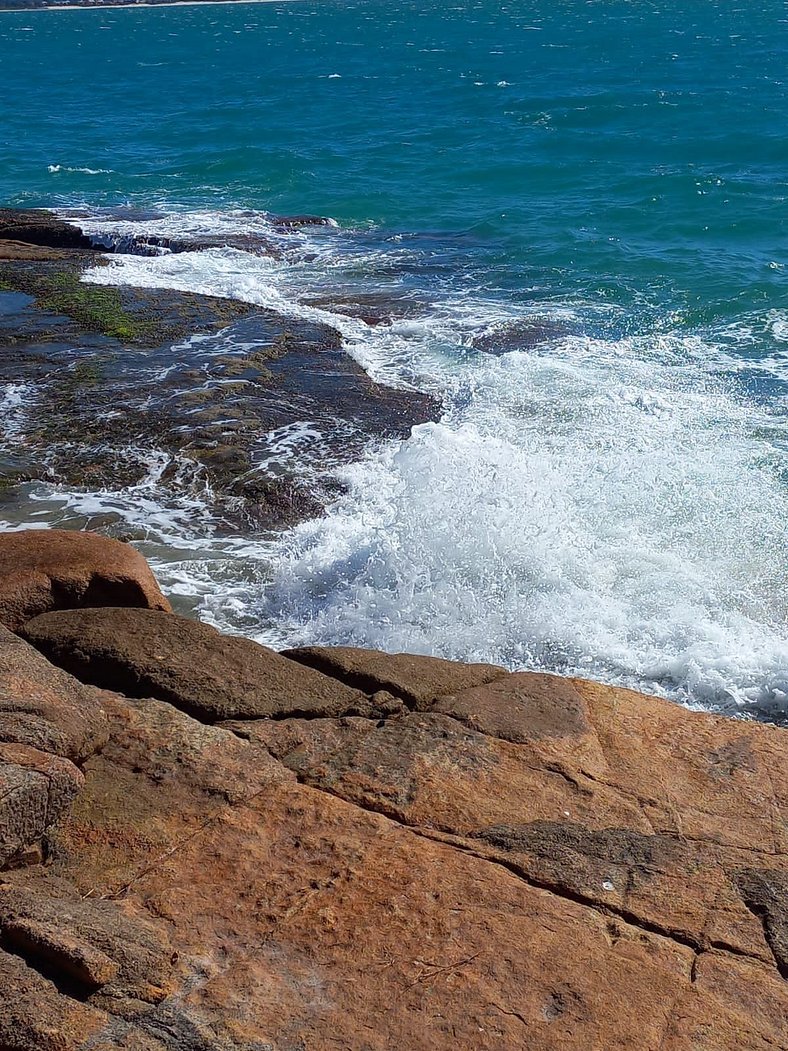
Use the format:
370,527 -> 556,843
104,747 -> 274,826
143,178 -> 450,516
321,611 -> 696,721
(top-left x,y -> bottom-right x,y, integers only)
284,644 -> 507,706
2,590 -> 787,1048
22,608 -> 368,722
0,623 -> 110,869
0,210 -> 95,252
0,529 -> 171,631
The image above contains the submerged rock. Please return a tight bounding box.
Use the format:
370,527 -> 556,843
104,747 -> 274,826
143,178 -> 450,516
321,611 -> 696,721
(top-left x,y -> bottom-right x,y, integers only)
0,209 -> 438,533
88,230 -> 280,259
270,214 -> 335,228
470,317 -> 570,355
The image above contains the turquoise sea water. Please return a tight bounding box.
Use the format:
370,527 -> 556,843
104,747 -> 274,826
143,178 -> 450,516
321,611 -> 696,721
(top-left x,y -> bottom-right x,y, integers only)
0,0 -> 787,716
2,1 -> 788,313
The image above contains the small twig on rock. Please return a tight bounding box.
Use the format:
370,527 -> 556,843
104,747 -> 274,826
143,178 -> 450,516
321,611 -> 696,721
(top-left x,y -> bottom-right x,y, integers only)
406,949 -> 484,988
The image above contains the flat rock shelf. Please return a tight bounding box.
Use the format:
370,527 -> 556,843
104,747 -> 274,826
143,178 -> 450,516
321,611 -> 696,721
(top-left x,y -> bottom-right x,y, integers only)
0,209 -> 438,534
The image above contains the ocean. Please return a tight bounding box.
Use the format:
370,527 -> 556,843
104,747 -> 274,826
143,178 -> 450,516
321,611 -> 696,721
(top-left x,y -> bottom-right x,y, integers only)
0,0 -> 786,718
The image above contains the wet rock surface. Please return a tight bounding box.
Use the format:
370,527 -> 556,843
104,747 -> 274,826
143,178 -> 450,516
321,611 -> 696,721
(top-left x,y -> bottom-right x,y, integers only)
0,209 -> 438,533
0,210 -> 94,252
0,554 -> 785,1049
469,316 -> 572,355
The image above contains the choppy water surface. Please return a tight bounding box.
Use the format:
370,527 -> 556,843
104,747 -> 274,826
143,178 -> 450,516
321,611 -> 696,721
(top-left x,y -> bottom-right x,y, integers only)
0,0 -> 786,717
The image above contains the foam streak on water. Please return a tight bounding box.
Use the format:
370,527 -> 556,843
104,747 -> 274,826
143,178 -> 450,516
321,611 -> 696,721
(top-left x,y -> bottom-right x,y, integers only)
65,208 -> 788,720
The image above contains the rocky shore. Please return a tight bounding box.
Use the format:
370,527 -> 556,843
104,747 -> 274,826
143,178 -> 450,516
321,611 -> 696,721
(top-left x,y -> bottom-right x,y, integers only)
0,208 -> 437,534
1,209 -> 787,1049
0,527 -> 786,1050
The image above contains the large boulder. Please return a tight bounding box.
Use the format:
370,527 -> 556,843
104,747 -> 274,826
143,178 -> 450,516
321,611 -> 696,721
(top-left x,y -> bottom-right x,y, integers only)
22,608 -> 367,722
0,529 -> 171,631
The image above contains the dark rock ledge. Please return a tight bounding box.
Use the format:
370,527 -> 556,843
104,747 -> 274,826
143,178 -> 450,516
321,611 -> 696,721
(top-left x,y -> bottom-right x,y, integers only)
0,209 -> 438,531
0,528 -> 786,1050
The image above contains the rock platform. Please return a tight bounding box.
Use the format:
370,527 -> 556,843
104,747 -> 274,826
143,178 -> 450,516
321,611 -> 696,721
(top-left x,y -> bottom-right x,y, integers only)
0,209 -> 438,532
0,529 -> 786,1050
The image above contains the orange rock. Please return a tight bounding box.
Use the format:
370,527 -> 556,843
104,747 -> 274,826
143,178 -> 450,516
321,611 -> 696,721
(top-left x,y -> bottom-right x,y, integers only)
1,617 -> 787,1049
0,743 -> 84,869
22,608 -> 367,722
0,529 -> 171,631
0,946 -> 108,1051
0,239 -> 73,261
0,626 -> 109,761
0,621 -> 110,869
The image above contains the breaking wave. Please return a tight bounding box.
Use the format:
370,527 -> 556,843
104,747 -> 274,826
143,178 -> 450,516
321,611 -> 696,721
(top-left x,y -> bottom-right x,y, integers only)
33,208 -> 788,719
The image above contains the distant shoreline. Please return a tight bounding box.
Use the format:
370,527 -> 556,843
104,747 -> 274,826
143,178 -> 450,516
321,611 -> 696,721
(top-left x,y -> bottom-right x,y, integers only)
0,0 -> 290,11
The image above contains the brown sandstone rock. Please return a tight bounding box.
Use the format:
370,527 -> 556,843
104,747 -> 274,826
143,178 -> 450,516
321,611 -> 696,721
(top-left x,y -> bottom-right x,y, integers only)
0,209 -> 95,251
0,872 -> 179,1009
0,627 -> 109,869
733,868 -> 788,978
41,669 -> 788,1048
223,713 -> 379,776
0,239 -> 73,261
1,614 -> 787,1049
275,675 -> 788,972
430,669 -> 592,742
1,915 -> 120,988
0,626 -> 109,762
47,742 -> 788,1051
0,743 -> 83,869
282,644 -> 506,706
0,529 -> 171,631
22,608 -> 366,722
0,946 -> 108,1051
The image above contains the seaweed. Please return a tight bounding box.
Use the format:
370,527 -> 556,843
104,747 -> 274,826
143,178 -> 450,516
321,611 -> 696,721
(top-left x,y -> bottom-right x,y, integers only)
35,272 -> 157,343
